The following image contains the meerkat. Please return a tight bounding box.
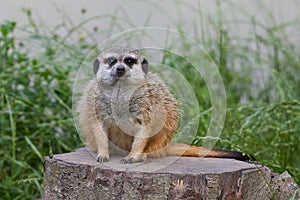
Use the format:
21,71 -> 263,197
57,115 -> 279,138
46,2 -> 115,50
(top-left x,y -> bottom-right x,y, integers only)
77,46 -> 250,164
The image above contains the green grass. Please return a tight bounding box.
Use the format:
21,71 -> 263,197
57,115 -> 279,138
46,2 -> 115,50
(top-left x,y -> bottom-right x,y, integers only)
0,2 -> 299,199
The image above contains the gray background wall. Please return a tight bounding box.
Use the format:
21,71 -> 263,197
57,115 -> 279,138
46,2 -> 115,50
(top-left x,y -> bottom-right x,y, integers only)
0,0 -> 299,42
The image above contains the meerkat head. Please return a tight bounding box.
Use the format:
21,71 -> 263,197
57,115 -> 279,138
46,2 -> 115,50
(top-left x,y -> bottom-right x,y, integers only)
93,47 -> 148,86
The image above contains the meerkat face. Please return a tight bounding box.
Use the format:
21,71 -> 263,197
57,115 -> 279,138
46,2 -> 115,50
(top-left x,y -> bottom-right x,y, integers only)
93,47 -> 148,86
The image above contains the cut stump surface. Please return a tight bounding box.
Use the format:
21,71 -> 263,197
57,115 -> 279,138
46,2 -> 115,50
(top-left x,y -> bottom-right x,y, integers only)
43,148 -> 299,200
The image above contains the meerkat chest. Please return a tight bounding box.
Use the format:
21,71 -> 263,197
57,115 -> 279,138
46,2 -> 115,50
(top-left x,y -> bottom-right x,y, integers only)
98,84 -> 144,131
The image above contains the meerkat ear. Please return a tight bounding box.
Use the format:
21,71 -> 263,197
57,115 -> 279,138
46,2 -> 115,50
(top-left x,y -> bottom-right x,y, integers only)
93,58 -> 100,75
141,59 -> 148,74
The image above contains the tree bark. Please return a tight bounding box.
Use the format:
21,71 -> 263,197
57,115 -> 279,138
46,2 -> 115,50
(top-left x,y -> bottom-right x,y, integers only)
43,148 -> 299,200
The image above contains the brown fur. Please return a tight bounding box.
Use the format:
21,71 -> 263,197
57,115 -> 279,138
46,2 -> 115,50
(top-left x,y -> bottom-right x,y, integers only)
77,47 -> 250,163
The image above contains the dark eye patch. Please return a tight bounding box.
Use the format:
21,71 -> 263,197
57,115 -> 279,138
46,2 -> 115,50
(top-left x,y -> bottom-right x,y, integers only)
104,57 -> 117,68
124,57 -> 137,68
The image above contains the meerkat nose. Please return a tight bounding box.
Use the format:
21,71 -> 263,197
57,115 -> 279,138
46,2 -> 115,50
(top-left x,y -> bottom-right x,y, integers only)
116,65 -> 126,77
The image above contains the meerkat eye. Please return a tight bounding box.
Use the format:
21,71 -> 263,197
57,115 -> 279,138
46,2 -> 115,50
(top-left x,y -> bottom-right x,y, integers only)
105,57 -> 117,68
124,57 -> 137,68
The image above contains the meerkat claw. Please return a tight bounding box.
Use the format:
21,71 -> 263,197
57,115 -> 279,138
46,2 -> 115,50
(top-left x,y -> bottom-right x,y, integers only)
97,156 -> 109,163
120,158 -> 133,164
120,154 -> 147,164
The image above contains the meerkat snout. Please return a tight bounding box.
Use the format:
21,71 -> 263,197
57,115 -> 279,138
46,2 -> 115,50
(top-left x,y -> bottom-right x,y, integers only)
115,65 -> 126,77
112,64 -> 126,77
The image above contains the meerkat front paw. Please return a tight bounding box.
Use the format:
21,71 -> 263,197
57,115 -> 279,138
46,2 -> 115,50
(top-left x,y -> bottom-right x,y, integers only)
120,153 -> 147,164
96,155 -> 109,163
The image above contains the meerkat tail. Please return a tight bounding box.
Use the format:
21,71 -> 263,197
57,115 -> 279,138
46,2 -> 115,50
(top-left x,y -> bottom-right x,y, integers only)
165,143 -> 251,161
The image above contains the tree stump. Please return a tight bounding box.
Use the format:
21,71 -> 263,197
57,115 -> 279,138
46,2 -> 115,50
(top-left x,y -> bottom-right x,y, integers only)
43,148 -> 299,200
